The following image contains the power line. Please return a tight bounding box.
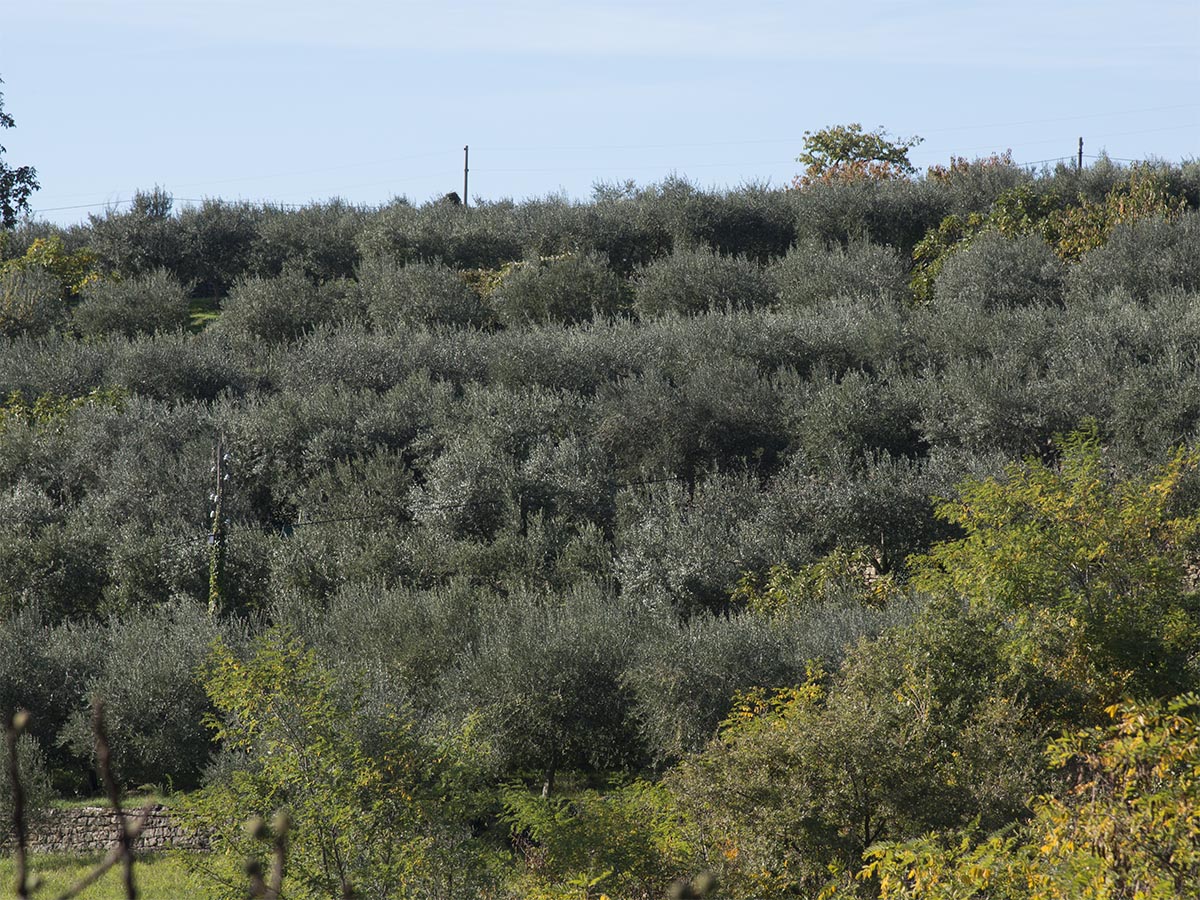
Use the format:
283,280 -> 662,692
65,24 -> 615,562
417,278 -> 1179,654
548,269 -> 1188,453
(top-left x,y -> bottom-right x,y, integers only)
28,107 -> 1197,215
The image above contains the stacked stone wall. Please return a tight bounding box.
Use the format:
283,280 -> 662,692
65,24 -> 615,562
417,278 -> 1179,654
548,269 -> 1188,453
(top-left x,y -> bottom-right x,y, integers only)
5,806 -> 206,854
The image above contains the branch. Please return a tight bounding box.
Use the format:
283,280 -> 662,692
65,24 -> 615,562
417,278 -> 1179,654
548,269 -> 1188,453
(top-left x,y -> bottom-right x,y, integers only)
5,710 -> 31,900
53,699 -> 152,900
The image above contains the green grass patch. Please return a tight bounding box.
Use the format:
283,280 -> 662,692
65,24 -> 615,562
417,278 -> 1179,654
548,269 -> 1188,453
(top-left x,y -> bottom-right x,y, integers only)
49,791 -> 169,811
188,295 -> 221,332
0,851 -> 216,899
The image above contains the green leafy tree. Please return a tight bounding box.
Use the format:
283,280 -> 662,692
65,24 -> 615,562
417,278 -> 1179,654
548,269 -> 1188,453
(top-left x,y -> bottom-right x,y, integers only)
184,630 -> 493,900
911,426 -> 1200,720
669,608 -> 1042,900
857,693 -> 1200,900
501,780 -> 691,900
0,77 -> 38,231
794,124 -> 922,187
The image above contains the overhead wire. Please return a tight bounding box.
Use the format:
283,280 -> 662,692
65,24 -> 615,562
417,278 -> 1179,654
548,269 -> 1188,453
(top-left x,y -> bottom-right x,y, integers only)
28,104 -> 1196,216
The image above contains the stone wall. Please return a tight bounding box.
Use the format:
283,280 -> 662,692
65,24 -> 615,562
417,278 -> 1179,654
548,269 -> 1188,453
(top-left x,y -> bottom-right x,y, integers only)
14,806 -> 207,854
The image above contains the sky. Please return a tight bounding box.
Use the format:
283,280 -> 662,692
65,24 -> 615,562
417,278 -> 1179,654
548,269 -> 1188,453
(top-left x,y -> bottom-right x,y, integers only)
2,0 -> 1198,225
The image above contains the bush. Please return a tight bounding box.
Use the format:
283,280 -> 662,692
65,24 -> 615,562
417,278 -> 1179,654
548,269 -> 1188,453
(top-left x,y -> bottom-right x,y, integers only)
441,586 -> 645,790
250,199 -> 366,283
59,602 -> 224,789
355,256 -> 485,329
357,197 -> 526,270
216,268 -> 356,342
780,366 -> 927,467
772,238 -> 908,307
615,471 -> 809,617
652,179 -> 796,262
934,230 -> 1065,310
668,602 -> 1043,898
624,602 -> 915,763
0,731 -> 52,838
110,330 -> 256,400
1066,211 -> 1200,304
632,247 -> 774,317
186,630 -> 495,900
0,608 -> 73,771
176,199 -> 263,297
490,251 -> 625,326
0,268 -> 65,337
789,176 -> 951,254
86,188 -> 183,279
72,269 -> 191,337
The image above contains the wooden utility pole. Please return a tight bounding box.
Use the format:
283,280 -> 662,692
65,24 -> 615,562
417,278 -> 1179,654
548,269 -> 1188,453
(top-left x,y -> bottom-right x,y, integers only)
463,145 -> 469,210
1078,137 -> 1084,173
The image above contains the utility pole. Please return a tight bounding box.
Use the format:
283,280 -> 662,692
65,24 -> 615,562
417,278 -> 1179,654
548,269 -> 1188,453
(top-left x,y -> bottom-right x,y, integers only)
207,436 -> 228,616
1078,137 -> 1084,173
463,145 -> 469,210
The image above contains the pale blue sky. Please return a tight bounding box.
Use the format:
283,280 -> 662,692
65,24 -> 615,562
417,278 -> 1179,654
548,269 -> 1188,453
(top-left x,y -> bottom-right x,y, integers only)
3,0 -> 1198,224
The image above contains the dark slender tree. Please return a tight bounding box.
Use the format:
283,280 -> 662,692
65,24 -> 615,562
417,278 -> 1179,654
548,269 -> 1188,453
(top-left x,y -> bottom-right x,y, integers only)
0,77 -> 38,230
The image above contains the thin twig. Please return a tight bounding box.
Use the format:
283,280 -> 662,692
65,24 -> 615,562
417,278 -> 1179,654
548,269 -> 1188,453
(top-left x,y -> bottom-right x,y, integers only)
5,710 -> 31,900
267,812 -> 290,900
52,699 -> 151,900
91,699 -> 138,900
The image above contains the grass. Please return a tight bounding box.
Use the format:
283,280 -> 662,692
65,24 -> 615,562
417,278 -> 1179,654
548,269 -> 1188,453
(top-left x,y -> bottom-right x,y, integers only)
188,296 -> 221,332
0,852 -> 218,899
49,792 -> 169,811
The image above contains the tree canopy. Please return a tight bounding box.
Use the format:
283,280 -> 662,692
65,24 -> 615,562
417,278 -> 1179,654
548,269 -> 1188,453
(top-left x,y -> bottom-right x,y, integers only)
0,77 -> 38,230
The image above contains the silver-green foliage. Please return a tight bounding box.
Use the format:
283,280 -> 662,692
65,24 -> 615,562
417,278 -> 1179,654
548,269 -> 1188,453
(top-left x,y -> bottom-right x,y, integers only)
632,247 -> 774,317
73,268 -> 191,337
934,230 -> 1064,310
772,238 -> 908,307
356,256 -> 485,330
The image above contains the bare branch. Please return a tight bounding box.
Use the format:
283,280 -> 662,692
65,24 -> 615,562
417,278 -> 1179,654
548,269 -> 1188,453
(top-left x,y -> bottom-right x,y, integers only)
267,811 -> 290,900
91,699 -> 138,900
6,710 -> 31,900
50,699 -> 152,900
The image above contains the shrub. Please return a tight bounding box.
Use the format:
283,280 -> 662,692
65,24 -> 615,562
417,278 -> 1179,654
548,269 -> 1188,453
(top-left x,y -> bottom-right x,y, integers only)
780,367 -> 927,467
0,268 -> 65,337
490,251 -> 625,326
789,176 -> 951,255
615,471 -> 809,617
501,780 -> 689,900
0,730 -> 52,839
355,256 -> 485,329
653,180 -> 796,262
86,188 -> 183,279
594,357 -> 786,484
632,247 -> 774,317
624,601 -> 915,763
59,602 -> 224,789
357,197 -> 526,270
1066,211 -> 1200,304
860,693 -> 1200,900
0,608 -> 73,774
110,330 -> 256,400
441,586 -> 645,791
912,428 -> 1200,717
216,268 -> 356,343
668,603 -> 1042,899
772,238 -> 908,307
250,199 -> 366,283
933,230 -> 1065,310
925,150 -> 1031,216
72,268 -> 191,336
176,199 -> 263,297
186,629 -> 495,900
574,191 -> 673,275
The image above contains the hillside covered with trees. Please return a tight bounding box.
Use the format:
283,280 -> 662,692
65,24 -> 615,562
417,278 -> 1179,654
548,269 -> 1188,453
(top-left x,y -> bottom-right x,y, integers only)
2,130 -> 1200,898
